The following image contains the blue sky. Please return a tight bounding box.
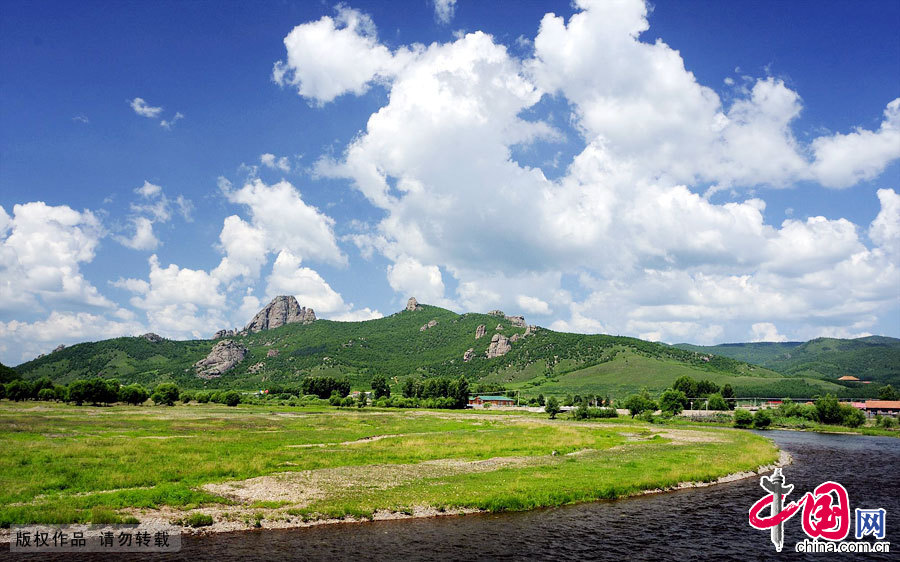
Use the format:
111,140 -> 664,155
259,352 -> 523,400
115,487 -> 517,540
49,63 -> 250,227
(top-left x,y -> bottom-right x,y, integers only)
1,0 -> 899,365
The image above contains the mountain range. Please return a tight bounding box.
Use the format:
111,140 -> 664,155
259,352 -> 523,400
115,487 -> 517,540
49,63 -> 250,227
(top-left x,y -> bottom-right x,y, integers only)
8,296 -> 895,399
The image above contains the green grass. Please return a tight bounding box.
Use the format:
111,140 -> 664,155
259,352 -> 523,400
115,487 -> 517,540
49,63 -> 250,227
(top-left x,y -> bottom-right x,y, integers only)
0,401 -> 779,528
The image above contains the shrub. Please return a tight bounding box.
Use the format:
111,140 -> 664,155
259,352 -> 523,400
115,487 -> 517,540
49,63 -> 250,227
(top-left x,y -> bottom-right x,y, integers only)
778,398 -> 802,418
37,388 -> 57,402
572,405 -> 618,420
151,383 -> 179,406
182,513 -> 213,527
734,409 -> 753,428
224,391 -> 241,407
878,416 -> 897,429
637,411 -> 656,423
707,393 -> 728,411
753,409 -> 772,429
840,404 -> 865,428
195,392 -> 211,404
340,397 -> 355,408
0,384 -> 6,400
180,391 -> 195,404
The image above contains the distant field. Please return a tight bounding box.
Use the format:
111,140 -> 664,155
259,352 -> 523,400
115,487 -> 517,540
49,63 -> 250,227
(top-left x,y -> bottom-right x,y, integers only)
0,401 -> 777,532
484,351 -> 849,398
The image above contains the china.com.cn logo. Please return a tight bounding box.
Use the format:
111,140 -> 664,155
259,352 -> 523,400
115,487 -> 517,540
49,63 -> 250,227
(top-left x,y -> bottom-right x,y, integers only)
748,468 -> 889,553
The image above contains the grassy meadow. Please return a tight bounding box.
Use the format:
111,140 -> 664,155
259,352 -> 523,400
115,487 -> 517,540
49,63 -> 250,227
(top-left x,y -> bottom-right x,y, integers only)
0,401 -> 778,531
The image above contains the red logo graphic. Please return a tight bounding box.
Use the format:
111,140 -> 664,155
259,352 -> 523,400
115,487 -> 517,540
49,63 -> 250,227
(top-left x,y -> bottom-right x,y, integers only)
748,470 -> 852,551
801,482 -> 850,541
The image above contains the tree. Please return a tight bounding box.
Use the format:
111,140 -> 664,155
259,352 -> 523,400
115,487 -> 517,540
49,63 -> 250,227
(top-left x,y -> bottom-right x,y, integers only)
545,396 -> 561,419
624,390 -> 657,418
449,376 -> 469,409
371,375 -> 390,399
401,377 -> 418,398
0,383 -> 6,400
721,384 -> 736,409
814,394 -> 842,424
37,388 -> 57,401
224,391 -> 241,407
672,376 -> 698,398
696,379 -> 720,397
879,384 -> 898,401
537,394 -> 545,406
659,389 -> 687,415
119,384 -> 149,406
356,392 -> 367,408
30,377 -> 54,400
6,380 -> 32,401
707,393 -> 728,411
151,383 -> 180,406
67,379 -> 90,405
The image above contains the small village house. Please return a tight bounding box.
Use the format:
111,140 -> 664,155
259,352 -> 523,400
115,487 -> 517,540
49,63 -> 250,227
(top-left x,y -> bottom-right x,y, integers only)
469,395 -> 515,408
863,400 -> 900,417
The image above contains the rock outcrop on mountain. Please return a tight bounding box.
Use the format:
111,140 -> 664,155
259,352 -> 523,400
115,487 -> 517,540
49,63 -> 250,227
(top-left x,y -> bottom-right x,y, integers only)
52,344 -> 66,353
420,319 -> 438,332
486,334 -> 511,359
213,329 -> 236,340
463,348 -> 475,362
496,323 -> 504,331
195,340 -> 248,378
475,324 -> 486,339
524,325 -> 538,337
406,297 -> 422,311
506,315 -> 526,328
488,310 -> 504,317
140,333 -> 163,343
266,349 -> 279,358
244,295 -> 316,333
510,333 -> 520,343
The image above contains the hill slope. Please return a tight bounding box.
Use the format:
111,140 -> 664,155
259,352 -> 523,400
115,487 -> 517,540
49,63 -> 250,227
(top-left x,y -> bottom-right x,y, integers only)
14,302 -> 857,398
675,336 -> 900,387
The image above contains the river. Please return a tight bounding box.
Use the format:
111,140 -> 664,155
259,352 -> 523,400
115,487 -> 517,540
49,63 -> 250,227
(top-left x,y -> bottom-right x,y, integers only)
7,430 -> 899,561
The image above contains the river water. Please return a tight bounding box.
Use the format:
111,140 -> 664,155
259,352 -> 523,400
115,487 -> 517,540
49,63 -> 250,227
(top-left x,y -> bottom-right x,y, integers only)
7,430 -> 899,561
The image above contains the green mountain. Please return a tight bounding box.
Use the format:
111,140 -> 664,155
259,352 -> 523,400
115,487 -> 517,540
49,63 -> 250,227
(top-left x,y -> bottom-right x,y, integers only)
674,336 -> 900,388
0,362 -> 20,383
13,300 -> 862,398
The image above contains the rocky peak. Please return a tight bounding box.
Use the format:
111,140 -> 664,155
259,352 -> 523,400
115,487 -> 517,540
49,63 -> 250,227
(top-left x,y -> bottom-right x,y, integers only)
244,295 -> 316,333
406,297 -> 422,311
505,315 -> 526,328
52,344 -> 66,353
213,329 -> 236,340
194,340 -> 248,378
140,333 -> 163,343
487,309 -> 505,317
486,333 -> 511,359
